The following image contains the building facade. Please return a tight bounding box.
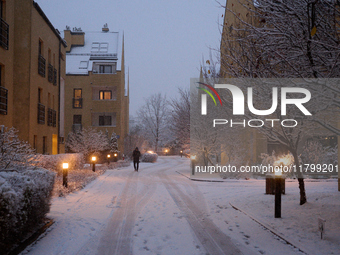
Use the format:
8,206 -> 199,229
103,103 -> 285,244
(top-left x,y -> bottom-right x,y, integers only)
0,0 -> 66,155
64,26 -> 129,155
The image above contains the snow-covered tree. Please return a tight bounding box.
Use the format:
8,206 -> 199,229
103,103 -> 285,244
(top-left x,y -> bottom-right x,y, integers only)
0,127 -> 35,169
137,93 -> 170,153
66,127 -> 110,157
109,132 -> 119,153
218,0 -> 340,205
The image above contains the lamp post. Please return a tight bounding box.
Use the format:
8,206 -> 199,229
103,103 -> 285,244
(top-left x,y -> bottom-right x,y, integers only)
165,149 -> 168,156
114,153 -> 118,162
191,155 -> 196,176
92,156 -> 97,172
107,154 -> 111,165
180,150 -> 183,158
62,163 -> 69,188
275,167 -> 282,218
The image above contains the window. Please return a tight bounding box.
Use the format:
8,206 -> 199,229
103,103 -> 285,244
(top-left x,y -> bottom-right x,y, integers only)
79,61 -> 88,69
38,88 -> 42,103
99,115 -> 111,126
74,89 -> 82,99
33,135 -> 37,150
39,40 -> 43,56
99,65 -> 112,74
99,90 -> 112,100
43,136 -> 47,154
73,115 -> 82,124
0,1 -> 3,19
91,42 -> 108,53
0,67 -> 7,114
73,89 -> 82,108
0,1 -> 8,50
38,40 -> 46,77
72,115 -> 82,132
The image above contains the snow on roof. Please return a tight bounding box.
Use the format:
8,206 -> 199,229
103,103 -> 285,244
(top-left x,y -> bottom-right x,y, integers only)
66,31 -> 123,75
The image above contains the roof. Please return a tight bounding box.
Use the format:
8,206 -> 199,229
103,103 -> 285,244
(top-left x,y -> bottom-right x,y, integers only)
66,31 -> 123,75
33,1 -> 67,47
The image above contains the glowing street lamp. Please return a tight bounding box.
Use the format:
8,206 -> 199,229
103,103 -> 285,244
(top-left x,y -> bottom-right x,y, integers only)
165,149 -> 168,156
180,150 -> 183,158
107,154 -> 111,165
92,156 -> 97,172
62,163 -> 69,187
113,153 -> 118,162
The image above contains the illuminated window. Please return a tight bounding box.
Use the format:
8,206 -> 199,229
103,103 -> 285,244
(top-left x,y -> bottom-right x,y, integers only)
99,90 -> 112,100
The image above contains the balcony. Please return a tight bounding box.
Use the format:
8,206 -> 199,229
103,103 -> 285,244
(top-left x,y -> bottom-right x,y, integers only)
73,98 -> 83,108
0,18 -> 9,50
38,54 -> 46,77
0,86 -> 8,115
48,64 -> 53,83
72,124 -> 82,133
53,68 -> 57,85
37,103 -> 45,124
47,108 -> 57,127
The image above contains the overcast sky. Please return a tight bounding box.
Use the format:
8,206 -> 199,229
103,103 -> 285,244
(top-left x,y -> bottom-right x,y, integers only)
35,0 -> 224,116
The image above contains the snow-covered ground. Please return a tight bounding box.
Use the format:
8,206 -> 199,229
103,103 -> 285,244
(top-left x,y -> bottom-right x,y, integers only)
21,156 -> 339,255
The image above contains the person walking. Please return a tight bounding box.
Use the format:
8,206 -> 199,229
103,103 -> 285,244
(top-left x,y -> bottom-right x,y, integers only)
132,147 -> 141,171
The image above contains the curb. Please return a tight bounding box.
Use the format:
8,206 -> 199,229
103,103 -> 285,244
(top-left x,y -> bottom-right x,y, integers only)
8,219 -> 54,255
229,202 -> 315,255
175,171 -> 224,182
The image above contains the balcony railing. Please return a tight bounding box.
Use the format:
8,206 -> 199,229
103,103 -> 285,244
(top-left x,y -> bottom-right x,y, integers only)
37,103 -> 45,124
53,68 -> 57,85
0,86 -> 8,115
72,98 -> 83,108
0,18 -> 9,50
38,54 -> 46,77
72,124 -> 82,133
47,108 -> 57,127
48,64 -> 54,83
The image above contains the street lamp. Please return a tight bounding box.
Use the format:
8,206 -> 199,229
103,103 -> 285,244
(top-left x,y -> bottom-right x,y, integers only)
107,154 -> 111,165
62,163 -> 69,187
113,153 -> 118,162
275,166 -> 282,218
191,155 -> 196,175
165,149 -> 168,156
92,156 -> 97,172
180,150 -> 183,158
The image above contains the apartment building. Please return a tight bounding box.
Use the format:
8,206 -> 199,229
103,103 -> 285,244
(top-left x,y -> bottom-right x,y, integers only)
0,0 -> 66,154
64,25 -> 129,155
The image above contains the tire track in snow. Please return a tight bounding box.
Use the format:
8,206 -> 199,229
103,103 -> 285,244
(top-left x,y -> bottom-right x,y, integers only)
158,169 -> 243,255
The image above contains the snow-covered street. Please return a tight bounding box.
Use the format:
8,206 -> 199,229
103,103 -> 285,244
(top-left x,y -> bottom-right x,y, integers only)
22,157 -> 339,255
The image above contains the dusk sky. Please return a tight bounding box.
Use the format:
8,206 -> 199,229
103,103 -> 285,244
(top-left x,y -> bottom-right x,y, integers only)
35,0 -> 224,116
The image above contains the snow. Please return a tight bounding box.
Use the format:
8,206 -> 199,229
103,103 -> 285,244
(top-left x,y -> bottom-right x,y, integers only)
21,157 -> 340,255
66,30 -> 122,75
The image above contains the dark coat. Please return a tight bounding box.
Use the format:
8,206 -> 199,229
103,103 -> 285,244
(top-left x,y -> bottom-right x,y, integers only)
132,149 -> 141,161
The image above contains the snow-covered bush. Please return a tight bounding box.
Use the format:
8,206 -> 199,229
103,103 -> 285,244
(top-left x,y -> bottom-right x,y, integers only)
35,153 -> 84,174
65,128 -> 110,158
141,152 -> 158,163
0,168 -> 55,252
0,127 -> 35,169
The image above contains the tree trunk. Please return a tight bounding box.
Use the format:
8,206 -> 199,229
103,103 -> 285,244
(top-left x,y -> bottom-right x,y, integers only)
292,150 -> 307,205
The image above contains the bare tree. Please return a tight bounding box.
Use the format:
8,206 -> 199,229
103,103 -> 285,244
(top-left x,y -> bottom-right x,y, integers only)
137,93 -> 170,152
169,88 -> 190,150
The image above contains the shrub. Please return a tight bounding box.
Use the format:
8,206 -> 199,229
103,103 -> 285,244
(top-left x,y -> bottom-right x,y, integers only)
141,152 -> 158,163
0,168 -> 55,253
